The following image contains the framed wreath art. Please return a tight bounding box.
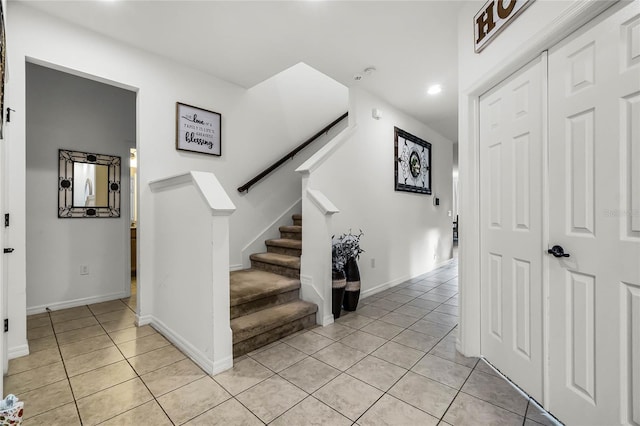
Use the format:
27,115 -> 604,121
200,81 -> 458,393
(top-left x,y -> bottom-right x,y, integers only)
394,127 -> 432,194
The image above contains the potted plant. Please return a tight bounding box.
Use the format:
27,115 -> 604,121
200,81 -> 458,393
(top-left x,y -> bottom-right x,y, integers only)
339,230 -> 364,311
331,235 -> 348,319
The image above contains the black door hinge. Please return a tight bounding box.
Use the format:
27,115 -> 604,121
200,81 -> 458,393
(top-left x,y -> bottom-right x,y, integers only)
6,108 -> 15,123
4,213 -> 8,227
4,319 -> 8,333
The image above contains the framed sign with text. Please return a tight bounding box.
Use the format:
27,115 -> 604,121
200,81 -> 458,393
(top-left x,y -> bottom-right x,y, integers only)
176,102 -> 221,156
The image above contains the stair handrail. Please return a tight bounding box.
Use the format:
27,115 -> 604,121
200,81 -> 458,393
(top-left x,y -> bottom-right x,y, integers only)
237,112 -> 348,193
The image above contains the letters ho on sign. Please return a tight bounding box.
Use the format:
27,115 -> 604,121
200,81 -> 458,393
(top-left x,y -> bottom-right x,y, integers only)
474,0 -> 535,53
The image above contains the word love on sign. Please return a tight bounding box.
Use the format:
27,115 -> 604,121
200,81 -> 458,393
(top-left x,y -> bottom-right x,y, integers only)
474,0 -> 535,53
176,102 -> 222,156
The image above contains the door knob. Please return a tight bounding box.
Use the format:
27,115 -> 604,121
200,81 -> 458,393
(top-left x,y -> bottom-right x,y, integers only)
547,245 -> 570,258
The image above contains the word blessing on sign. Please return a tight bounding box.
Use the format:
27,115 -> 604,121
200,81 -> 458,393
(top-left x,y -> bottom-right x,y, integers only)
474,0 -> 535,53
176,102 -> 222,156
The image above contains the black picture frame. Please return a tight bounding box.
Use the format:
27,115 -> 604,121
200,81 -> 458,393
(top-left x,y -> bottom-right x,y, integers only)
176,102 -> 222,156
58,149 -> 121,218
394,127 -> 432,195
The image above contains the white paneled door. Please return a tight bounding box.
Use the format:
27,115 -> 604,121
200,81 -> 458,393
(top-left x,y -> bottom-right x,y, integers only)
479,55 -> 544,402
547,4 -> 640,425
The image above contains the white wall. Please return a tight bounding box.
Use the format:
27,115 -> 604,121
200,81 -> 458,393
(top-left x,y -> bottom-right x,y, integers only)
5,3 -> 346,356
228,63 -> 348,269
458,1 -> 575,91
26,63 -> 135,312
313,88 -> 454,295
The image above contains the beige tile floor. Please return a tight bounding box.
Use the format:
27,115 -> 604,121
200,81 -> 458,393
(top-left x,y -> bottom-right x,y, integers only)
6,261 -> 562,425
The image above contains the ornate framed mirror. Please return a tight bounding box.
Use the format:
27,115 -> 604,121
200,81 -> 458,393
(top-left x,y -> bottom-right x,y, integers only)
58,149 -> 121,218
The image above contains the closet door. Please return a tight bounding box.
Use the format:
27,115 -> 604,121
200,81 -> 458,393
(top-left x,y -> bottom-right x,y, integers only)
547,3 -> 640,425
479,54 -> 544,402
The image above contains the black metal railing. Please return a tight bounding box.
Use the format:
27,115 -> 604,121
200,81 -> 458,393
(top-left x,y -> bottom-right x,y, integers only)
237,112 -> 348,193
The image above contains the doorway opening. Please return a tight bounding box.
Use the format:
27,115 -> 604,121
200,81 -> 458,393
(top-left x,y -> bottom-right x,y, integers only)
129,148 -> 138,304
25,63 -> 137,316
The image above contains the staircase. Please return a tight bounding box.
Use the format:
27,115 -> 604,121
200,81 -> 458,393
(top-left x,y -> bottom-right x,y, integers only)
230,214 -> 317,357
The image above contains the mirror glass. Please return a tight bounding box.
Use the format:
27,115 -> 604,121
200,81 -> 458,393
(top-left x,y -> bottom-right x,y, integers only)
59,149 -> 121,218
72,163 -> 109,207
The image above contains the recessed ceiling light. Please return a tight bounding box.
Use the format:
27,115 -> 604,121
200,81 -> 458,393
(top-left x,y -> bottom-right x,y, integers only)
427,84 -> 442,95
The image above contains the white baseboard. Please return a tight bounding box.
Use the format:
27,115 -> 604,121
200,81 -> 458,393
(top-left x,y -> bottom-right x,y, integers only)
149,315 -> 216,375
212,355 -> 233,375
434,257 -> 456,269
321,315 -> 334,327
361,258 -> 456,299
136,314 -> 153,326
229,264 -> 244,272
26,291 -> 129,315
361,275 -> 411,299
8,343 -> 29,360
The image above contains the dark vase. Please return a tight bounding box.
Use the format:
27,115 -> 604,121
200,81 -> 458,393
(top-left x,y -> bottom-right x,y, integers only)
332,269 -> 346,319
343,258 -> 361,311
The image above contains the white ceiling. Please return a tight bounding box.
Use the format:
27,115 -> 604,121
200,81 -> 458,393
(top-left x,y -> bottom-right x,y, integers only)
21,0 -> 465,142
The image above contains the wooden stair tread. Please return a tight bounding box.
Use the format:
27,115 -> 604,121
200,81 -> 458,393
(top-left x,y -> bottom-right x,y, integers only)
231,300 -> 317,343
250,252 -> 300,269
230,213 -> 314,356
265,238 -> 302,250
230,269 -> 300,307
279,225 -> 302,233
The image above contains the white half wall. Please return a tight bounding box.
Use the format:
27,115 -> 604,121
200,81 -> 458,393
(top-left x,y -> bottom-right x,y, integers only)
149,172 -> 235,374
25,63 -> 135,313
310,88 -> 454,296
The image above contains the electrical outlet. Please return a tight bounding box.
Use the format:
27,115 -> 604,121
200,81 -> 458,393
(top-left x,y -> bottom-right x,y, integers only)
371,258 -> 376,268
80,265 -> 89,275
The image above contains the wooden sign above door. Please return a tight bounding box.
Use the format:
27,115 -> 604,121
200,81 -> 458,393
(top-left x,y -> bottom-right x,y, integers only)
474,0 -> 535,53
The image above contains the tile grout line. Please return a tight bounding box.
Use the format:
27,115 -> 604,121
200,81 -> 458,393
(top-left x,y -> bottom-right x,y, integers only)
347,264 -> 463,424
350,324 -> 467,425
523,399 -> 531,426
45,307 -> 85,426
72,302 -> 138,424
243,330 -> 380,424
207,260 -> 460,425
465,363 -> 541,419
253,282 -> 464,425
28,299 -> 177,425
344,264 -> 460,424
431,335 -> 479,425
24,297 -> 273,424
89,299 -> 180,425
23,261 -> 458,425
